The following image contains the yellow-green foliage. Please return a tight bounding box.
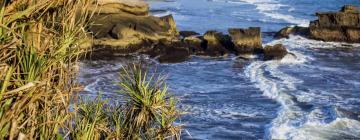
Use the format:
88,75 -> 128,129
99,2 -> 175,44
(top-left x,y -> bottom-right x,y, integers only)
118,64 -> 181,139
70,65 -> 182,140
0,0 -> 91,139
1,0 -> 181,140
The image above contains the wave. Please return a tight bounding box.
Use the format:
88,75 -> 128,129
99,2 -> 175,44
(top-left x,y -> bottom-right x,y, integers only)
237,0 -> 309,26
245,36 -> 360,139
269,35 -> 360,49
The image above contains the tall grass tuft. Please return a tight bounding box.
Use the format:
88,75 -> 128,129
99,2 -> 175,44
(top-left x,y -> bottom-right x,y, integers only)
71,65 -> 182,139
118,64 -> 182,139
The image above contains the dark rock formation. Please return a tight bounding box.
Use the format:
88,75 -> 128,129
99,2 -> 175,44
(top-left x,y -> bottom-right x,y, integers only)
309,5 -> 360,43
158,46 -> 190,63
228,27 -> 262,54
263,44 -> 288,60
202,30 -> 232,56
274,26 -> 309,39
183,36 -> 204,55
179,31 -> 200,38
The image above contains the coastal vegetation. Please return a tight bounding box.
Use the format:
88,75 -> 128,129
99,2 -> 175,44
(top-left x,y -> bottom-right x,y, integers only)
0,0 -> 181,139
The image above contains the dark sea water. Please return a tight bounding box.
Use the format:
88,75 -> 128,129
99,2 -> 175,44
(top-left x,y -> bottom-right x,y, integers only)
79,0 -> 360,139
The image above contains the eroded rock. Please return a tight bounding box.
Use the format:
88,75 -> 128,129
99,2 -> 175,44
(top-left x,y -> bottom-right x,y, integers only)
275,26 -> 309,39
91,0 -> 149,16
183,36 -> 204,55
228,27 -> 262,54
179,31 -> 200,38
309,5 -> 360,43
263,44 -> 288,60
88,0 -> 179,54
202,30 -> 232,56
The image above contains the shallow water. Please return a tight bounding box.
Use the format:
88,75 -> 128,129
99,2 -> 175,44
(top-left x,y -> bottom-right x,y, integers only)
79,0 -> 360,139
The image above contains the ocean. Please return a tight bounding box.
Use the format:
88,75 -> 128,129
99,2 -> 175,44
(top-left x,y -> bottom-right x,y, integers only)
79,0 -> 360,139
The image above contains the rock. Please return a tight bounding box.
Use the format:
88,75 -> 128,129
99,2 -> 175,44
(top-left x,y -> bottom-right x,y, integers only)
341,5 -> 358,12
263,44 -> 288,60
160,15 -> 179,37
228,27 -> 262,54
89,12 -> 179,52
158,46 -> 190,63
179,31 -> 200,38
183,36 -> 204,54
202,30 -> 232,56
274,26 -> 309,39
91,0 -> 149,16
87,0 -> 180,56
309,5 -> 360,43
141,39 -> 190,63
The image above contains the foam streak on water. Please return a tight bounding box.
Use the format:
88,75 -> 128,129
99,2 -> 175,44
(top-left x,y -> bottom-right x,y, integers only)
245,36 -> 360,139
237,0 -> 309,26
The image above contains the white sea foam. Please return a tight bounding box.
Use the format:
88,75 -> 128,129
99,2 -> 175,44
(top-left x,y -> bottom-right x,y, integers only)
237,0 -> 309,26
245,36 -> 360,139
272,35 -> 360,49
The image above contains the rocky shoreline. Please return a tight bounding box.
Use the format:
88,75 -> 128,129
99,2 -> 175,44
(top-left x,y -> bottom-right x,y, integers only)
276,5 -> 360,43
86,1 -> 360,63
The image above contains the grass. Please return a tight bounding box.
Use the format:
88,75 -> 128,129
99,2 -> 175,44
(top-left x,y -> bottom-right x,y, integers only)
70,65 -> 182,140
0,0 -> 182,139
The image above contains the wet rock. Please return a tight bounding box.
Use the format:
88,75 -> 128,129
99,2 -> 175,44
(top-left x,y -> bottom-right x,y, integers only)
228,27 -> 262,54
179,31 -> 200,38
274,26 -> 309,39
142,39 -> 190,63
309,5 -> 360,43
263,44 -> 288,60
183,36 -> 204,55
158,46 -> 190,63
202,30 -> 232,56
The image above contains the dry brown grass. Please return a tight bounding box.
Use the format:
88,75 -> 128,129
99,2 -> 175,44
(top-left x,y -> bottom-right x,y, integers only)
0,0 -> 92,139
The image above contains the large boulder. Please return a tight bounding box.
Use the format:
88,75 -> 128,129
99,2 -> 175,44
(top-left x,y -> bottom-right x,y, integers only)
263,44 -> 288,60
202,30 -> 232,56
88,0 -> 179,53
309,5 -> 360,43
228,27 -> 262,54
274,26 -> 309,39
158,46 -> 190,63
142,39 -> 190,63
183,36 -> 204,55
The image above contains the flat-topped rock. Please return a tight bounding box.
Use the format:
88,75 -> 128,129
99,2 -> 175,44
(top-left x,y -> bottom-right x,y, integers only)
309,5 -> 360,43
88,0 -> 179,52
275,5 -> 360,43
202,30 -> 232,56
341,5 -> 358,13
228,27 -> 262,54
91,0 -> 149,15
